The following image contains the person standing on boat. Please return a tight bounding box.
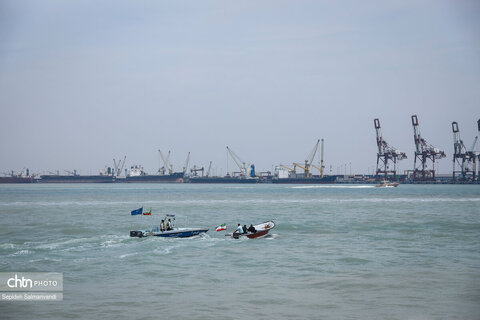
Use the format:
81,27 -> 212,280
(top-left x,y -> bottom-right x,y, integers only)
160,220 -> 166,232
166,219 -> 173,231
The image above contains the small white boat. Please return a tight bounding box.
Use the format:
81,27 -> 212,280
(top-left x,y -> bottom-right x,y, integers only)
231,221 -> 275,239
375,180 -> 399,187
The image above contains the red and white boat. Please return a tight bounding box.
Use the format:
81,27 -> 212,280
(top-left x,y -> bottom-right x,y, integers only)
232,221 -> 275,239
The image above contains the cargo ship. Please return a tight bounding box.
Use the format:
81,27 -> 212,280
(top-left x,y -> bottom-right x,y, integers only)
271,175 -> 338,184
0,169 -> 36,183
271,165 -> 337,183
187,176 -> 259,183
124,165 -> 184,183
0,176 -> 35,183
39,174 -> 115,183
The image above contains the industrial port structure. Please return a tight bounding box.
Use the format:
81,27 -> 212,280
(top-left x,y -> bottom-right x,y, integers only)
2,115 -> 479,184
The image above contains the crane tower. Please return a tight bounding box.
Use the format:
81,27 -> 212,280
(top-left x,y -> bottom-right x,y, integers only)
374,118 -> 407,180
411,115 -> 446,181
452,120 -> 479,181
292,139 -> 320,178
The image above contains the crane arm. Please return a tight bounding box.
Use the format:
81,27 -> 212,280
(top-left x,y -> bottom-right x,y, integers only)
183,152 -> 190,174
293,162 -> 307,171
159,150 -> 173,174
118,156 -> 126,176
226,147 -> 246,173
470,136 -> 478,152
206,161 -> 212,177
279,164 -> 294,171
307,139 -> 320,165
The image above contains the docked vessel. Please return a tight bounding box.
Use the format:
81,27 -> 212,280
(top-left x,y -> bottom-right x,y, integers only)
188,176 -> 259,183
125,165 -> 184,183
0,169 -> 36,183
271,175 -> 337,184
272,161 -> 338,184
0,176 -> 35,183
39,170 -> 115,183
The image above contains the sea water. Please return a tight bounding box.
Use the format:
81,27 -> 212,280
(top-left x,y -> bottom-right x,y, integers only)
0,183 -> 479,319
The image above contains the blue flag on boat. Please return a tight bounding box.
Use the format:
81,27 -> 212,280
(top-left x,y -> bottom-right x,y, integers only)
131,207 -> 143,215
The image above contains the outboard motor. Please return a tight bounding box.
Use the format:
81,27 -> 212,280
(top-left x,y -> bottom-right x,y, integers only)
130,230 -> 143,237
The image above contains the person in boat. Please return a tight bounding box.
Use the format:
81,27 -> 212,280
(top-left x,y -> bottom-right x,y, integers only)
242,225 -> 247,233
234,223 -> 243,235
160,220 -> 166,232
247,224 -> 256,233
166,218 -> 173,231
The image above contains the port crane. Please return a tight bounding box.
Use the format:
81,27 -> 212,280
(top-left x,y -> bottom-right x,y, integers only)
65,170 -> 78,176
293,139 -> 320,178
374,119 -> 407,180
158,150 -> 174,174
205,161 -> 212,177
190,165 -> 204,177
183,152 -> 190,174
226,146 -> 254,177
113,156 -> 126,177
411,115 -> 446,181
279,164 -> 295,173
452,120 -> 479,181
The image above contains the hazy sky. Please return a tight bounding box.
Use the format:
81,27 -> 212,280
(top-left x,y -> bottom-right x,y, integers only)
1,0 -> 479,176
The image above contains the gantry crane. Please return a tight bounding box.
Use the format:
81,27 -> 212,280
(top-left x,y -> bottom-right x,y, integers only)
452,120 -> 479,181
374,118 -> 407,180
411,115 -> 446,181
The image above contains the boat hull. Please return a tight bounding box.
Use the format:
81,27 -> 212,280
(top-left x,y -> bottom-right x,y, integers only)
188,177 -> 259,183
0,177 -> 35,183
130,228 -> 208,238
39,175 -> 114,183
125,172 -> 184,183
245,229 -> 270,238
375,182 -> 399,187
233,221 -> 275,239
271,176 -> 337,184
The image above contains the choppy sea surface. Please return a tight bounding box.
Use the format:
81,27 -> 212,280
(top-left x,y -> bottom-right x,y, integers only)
0,183 -> 479,320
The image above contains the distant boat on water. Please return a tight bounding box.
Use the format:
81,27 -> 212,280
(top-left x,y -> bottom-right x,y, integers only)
375,180 -> 399,187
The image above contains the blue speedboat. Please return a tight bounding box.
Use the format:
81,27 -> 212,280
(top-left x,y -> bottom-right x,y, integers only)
130,228 -> 208,238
